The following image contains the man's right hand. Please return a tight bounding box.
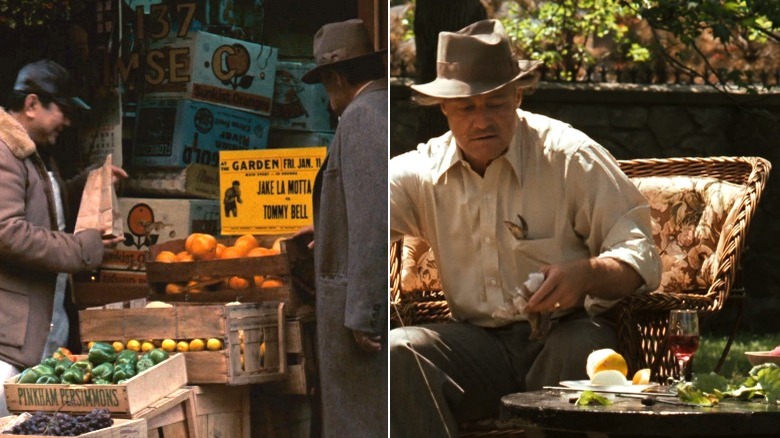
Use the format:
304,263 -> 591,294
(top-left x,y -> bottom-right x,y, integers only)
294,225 -> 315,248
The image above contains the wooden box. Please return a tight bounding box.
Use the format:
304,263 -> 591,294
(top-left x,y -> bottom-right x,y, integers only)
145,234 -> 314,317
79,303 -> 288,385
260,316 -> 317,396
0,418 -> 146,438
3,354 -> 186,416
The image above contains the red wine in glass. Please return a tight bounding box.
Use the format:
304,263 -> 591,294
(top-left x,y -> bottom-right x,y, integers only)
669,334 -> 700,361
668,309 -> 699,382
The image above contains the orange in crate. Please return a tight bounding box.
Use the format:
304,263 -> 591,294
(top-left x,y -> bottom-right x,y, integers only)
233,234 -> 260,256
190,233 -> 218,260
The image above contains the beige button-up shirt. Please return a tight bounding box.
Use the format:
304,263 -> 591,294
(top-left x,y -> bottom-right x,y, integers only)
390,110 -> 661,327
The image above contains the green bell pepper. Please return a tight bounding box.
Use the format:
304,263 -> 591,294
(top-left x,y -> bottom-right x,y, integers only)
88,342 -> 117,365
91,363 -> 114,382
17,368 -> 41,384
61,367 -> 85,384
71,360 -> 93,383
136,356 -> 155,373
54,358 -> 74,376
116,349 -> 138,366
35,375 -> 60,384
92,378 -> 112,385
30,363 -> 55,377
149,348 -> 169,365
41,357 -> 59,369
112,363 -> 136,383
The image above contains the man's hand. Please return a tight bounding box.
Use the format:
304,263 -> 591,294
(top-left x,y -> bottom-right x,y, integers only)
294,224 -> 315,249
525,257 -> 643,313
352,329 -> 382,353
102,235 -> 124,249
110,166 -> 129,184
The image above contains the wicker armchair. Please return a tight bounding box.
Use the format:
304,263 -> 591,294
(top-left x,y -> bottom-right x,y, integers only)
390,156 -> 771,436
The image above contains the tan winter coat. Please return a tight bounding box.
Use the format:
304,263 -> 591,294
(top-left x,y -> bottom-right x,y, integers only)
0,108 -> 103,368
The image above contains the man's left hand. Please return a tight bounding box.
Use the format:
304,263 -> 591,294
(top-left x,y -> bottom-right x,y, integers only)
111,165 -> 129,184
352,329 -> 382,353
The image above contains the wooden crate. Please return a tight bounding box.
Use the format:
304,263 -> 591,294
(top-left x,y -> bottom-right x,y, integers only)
3,354 -> 186,416
0,418 -> 147,438
260,317 -> 317,396
145,234 -> 314,317
147,385 -> 249,438
79,302 -> 288,385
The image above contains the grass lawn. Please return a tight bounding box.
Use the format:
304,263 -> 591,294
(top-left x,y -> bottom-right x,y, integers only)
693,331 -> 780,381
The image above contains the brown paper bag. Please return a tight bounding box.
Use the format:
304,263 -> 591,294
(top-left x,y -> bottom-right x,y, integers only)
74,154 -> 124,238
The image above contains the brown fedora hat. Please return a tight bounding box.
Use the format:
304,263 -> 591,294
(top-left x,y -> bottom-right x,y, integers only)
412,19 -> 542,99
302,18 -> 387,84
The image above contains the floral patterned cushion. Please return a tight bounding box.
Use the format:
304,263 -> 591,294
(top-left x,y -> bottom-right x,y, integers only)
633,176 -> 746,293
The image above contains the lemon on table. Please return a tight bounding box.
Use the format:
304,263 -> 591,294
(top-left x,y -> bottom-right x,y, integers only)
206,338 -> 223,351
176,341 -> 189,352
586,348 -> 628,379
161,339 -> 177,353
126,339 -> 141,352
112,341 -> 125,353
141,341 -> 155,353
189,338 -> 205,352
632,368 -> 651,385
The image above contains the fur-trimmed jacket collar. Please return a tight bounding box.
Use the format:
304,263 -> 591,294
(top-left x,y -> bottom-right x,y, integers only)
0,108 -> 37,159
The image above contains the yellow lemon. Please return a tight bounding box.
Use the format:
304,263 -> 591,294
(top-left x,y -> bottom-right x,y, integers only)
632,368 -> 651,385
176,341 -> 189,352
112,341 -> 125,353
161,339 -> 177,353
590,369 -> 628,386
126,339 -> 141,352
141,341 -> 155,353
586,348 -> 628,379
189,338 -> 205,352
206,338 -> 223,351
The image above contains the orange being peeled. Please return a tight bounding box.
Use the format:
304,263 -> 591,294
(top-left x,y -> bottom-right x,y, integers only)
586,348 -> 628,379
632,368 -> 651,385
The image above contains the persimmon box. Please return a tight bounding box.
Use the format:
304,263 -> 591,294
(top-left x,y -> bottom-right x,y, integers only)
100,197 -> 220,271
142,31 -> 278,116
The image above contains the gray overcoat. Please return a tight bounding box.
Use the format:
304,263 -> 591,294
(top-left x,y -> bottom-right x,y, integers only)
312,78 -> 388,437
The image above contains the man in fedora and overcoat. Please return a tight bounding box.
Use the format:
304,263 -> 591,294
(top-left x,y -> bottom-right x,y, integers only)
389,20 -> 661,436
299,18 -> 388,438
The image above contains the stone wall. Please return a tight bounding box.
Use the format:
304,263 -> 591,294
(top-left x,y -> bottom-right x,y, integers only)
391,80 -> 780,333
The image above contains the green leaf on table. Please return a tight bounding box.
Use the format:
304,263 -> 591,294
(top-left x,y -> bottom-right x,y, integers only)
753,365 -> 780,404
575,390 -> 612,406
692,372 -> 728,396
676,383 -> 717,406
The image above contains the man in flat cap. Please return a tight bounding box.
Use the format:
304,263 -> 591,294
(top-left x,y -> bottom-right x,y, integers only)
0,60 -> 126,415
389,20 -> 661,436
298,19 -> 388,438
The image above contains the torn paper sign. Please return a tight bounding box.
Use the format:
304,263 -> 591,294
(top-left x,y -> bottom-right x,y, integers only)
492,272 -> 552,340
74,154 -> 124,238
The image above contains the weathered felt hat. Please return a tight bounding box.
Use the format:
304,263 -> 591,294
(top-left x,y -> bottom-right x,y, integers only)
14,59 -> 90,111
411,19 -> 542,99
301,18 -> 387,84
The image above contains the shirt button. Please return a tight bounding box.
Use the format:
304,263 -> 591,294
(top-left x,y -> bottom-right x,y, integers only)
485,194 -> 492,200
489,277 -> 497,286
485,236 -> 492,243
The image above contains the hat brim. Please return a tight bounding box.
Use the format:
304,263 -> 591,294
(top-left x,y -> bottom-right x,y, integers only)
411,60 -> 542,99
55,96 -> 91,111
301,49 -> 388,84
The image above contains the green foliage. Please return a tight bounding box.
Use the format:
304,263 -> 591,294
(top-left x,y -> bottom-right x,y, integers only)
0,0 -> 72,29
682,363 -> 780,405
501,0 -> 644,80
629,0 -> 780,91
693,332 -> 780,381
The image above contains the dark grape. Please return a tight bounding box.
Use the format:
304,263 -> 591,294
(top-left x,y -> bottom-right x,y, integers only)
5,409 -> 114,436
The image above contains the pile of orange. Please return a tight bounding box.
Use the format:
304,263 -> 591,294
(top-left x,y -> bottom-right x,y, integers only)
156,233 -> 287,293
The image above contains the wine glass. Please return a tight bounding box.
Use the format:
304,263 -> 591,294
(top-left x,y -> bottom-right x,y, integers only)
668,309 -> 700,382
